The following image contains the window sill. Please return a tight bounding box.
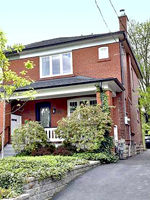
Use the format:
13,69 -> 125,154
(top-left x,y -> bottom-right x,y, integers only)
97,58 -> 111,63
39,74 -> 75,80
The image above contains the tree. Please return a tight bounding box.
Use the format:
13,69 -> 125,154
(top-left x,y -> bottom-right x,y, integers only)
0,28 -> 35,158
128,20 -> 150,91
55,104 -> 112,152
129,20 -> 150,137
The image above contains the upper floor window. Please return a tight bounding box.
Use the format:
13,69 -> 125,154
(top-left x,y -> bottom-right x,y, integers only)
40,52 -> 72,78
98,47 -> 109,59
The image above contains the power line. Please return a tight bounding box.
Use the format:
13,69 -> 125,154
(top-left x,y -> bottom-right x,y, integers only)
94,0 -> 117,42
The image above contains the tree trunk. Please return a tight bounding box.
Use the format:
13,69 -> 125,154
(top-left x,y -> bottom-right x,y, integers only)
1,98 -> 6,159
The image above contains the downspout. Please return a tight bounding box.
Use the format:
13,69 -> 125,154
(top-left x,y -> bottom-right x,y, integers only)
99,82 -> 103,106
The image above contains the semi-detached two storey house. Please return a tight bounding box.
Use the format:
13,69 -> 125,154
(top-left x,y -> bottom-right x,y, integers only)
0,14 -> 143,157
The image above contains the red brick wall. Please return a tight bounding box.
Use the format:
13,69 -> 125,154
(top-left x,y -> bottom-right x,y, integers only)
9,43 -> 122,82
0,103 -> 11,145
10,57 -> 40,82
13,98 -> 67,127
73,43 -> 122,82
7,41 -> 142,146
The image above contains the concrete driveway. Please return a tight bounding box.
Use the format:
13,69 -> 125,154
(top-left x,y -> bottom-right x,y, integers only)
52,150 -> 150,200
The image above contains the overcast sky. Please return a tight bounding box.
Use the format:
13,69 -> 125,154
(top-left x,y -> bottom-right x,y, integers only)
0,0 -> 150,45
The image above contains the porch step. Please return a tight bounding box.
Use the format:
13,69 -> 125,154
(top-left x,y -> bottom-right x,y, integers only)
0,144 -> 16,158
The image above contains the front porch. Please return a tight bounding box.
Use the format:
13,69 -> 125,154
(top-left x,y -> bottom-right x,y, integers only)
7,76 -> 124,145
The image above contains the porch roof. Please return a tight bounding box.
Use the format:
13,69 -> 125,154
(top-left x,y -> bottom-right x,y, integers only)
16,76 -> 125,92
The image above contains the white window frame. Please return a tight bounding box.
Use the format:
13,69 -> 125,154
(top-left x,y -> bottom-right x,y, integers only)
67,97 -> 97,116
40,52 -> 73,78
98,47 -> 109,59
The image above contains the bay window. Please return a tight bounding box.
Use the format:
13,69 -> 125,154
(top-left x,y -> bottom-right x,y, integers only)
40,52 -> 72,78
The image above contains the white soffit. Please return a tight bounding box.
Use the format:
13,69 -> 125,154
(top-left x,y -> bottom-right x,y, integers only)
9,37 -> 119,60
10,80 -> 122,100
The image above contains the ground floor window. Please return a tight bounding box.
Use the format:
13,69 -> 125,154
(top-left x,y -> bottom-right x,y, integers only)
67,97 -> 97,116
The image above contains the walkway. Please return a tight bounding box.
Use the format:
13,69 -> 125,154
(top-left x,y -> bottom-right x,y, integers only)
52,150 -> 150,200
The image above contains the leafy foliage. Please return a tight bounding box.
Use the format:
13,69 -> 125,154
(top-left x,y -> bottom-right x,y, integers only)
93,132 -> 114,153
0,187 -> 16,199
0,28 -> 35,158
31,144 -> 56,156
0,156 -> 87,198
12,121 -> 48,153
128,20 -> 150,142
53,145 -> 72,156
55,104 -> 112,152
129,20 -> 150,89
73,152 -> 119,164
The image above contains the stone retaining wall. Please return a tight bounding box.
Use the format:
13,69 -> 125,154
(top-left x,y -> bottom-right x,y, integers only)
123,144 -> 144,159
4,161 -> 100,200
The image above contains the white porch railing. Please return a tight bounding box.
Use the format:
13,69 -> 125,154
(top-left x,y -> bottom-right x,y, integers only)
45,128 -> 64,142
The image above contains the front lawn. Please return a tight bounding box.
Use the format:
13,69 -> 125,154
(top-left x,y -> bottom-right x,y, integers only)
0,156 -> 88,199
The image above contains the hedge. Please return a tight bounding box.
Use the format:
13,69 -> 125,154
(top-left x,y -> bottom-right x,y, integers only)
73,152 -> 119,164
0,156 -> 88,199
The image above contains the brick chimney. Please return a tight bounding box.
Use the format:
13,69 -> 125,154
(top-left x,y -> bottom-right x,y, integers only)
118,9 -> 128,32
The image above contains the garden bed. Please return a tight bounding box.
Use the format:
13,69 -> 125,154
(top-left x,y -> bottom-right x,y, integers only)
0,156 -> 88,199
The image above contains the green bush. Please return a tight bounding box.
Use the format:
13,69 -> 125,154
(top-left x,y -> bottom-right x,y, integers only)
73,152 -> 119,164
0,187 -> 16,199
12,121 -> 49,153
53,145 -> 72,156
31,144 -> 56,156
55,105 -> 112,152
93,132 -> 114,153
0,156 -> 88,199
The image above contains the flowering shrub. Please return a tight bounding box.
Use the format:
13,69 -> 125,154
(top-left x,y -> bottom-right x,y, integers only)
12,121 -> 48,153
55,105 -> 112,152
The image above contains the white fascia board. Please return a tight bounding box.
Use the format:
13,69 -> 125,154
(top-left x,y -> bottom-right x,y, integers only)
10,37 -> 119,60
10,83 -> 97,100
9,81 -> 120,101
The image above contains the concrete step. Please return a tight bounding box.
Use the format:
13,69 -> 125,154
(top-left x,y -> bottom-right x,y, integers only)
0,144 -> 17,157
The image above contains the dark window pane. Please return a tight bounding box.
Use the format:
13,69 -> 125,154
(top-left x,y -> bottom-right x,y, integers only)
40,107 -> 50,128
52,55 -> 60,75
70,102 -> 77,114
90,100 -> 97,106
80,101 -> 88,106
42,57 -> 50,76
63,53 -> 71,74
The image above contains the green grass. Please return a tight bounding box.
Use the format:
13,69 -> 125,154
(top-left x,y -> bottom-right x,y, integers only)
0,156 -> 88,199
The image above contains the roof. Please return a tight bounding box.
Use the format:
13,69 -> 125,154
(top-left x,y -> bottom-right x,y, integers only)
23,31 -> 123,51
16,76 -> 125,92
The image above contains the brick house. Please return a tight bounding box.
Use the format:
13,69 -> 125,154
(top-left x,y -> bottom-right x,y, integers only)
0,14 -> 143,157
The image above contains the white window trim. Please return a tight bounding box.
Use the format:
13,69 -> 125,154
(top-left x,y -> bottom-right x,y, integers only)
67,97 -> 97,116
40,52 -> 73,78
98,47 -> 109,59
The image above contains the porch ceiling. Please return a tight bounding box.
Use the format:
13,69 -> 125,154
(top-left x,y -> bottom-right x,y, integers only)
10,77 -> 124,100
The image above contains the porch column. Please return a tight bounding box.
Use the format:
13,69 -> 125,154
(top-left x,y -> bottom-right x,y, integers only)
96,92 -> 102,105
105,90 -> 114,137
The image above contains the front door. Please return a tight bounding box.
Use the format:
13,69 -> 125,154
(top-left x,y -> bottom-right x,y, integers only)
36,102 -> 51,128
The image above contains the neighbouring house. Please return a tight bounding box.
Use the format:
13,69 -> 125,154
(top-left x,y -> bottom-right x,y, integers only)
0,13 -> 143,158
